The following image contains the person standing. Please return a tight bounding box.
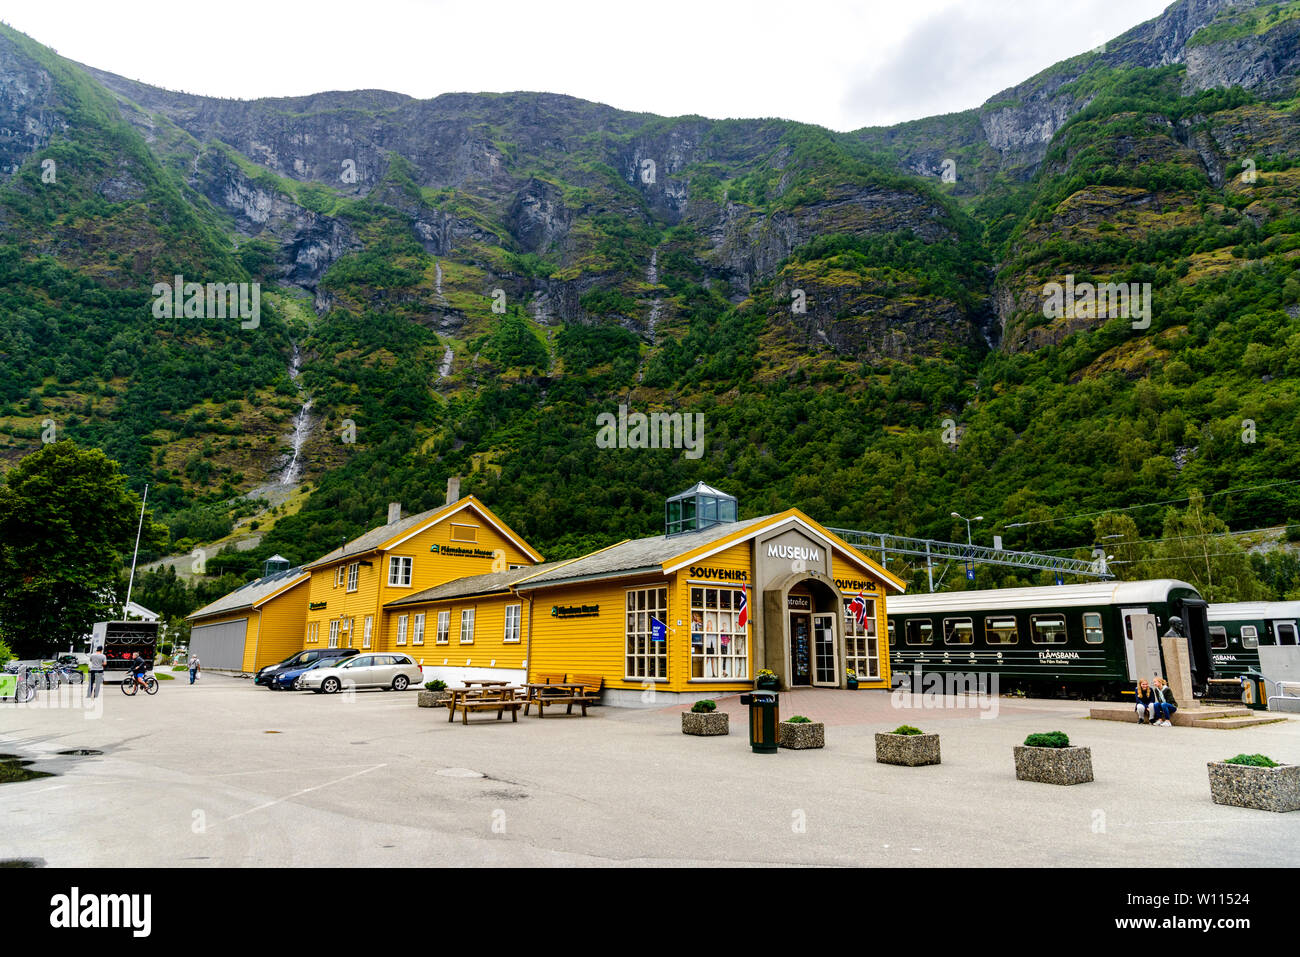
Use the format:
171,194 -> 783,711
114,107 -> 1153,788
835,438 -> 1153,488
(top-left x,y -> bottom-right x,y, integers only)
87,647 -> 106,699
188,654 -> 201,685
1152,677 -> 1178,727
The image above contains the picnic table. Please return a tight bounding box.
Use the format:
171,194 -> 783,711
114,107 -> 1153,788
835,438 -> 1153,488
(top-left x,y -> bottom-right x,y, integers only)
447,684 -> 524,724
522,682 -> 594,718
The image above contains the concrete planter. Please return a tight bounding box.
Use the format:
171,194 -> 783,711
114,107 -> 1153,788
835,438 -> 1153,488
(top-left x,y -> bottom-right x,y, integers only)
779,721 -> 825,750
1208,762 -> 1300,812
1014,745 -> 1093,785
876,732 -> 941,766
417,690 -> 451,708
681,711 -> 729,736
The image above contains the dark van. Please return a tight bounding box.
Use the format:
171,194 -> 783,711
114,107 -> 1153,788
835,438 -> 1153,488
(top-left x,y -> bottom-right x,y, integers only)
255,647 -> 359,688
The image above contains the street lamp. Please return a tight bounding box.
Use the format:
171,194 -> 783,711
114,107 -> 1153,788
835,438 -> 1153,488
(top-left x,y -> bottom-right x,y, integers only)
951,512 -> 983,547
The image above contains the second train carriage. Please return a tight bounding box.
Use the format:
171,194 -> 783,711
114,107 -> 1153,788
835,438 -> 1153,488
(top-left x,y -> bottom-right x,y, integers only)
1205,600 -> 1300,679
886,579 -> 1210,699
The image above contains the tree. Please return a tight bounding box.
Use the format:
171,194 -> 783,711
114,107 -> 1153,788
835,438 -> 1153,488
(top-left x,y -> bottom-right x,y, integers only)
1135,491 -> 1266,602
0,442 -> 165,658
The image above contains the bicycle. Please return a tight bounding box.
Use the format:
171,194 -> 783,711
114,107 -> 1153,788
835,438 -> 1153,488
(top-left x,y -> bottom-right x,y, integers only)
121,672 -> 159,696
2,669 -> 36,704
52,665 -> 84,685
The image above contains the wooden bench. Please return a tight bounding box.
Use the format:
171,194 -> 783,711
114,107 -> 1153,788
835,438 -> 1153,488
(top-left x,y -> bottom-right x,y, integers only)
566,673 -> 604,702
525,694 -> 596,718
455,693 -> 525,724
534,672 -> 566,685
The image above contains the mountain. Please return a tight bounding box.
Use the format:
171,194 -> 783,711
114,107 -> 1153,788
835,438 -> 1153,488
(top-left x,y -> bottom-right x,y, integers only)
1,0 -> 1299,599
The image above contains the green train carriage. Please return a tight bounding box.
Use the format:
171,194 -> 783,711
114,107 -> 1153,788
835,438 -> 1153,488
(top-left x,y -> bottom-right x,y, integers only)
886,580 -> 1210,699
1205,601 -> 1300,679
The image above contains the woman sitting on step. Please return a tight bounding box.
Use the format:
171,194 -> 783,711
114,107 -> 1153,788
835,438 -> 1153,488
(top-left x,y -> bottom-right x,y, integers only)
1134,678 -> 1158,725
1151,677 -> 1177,727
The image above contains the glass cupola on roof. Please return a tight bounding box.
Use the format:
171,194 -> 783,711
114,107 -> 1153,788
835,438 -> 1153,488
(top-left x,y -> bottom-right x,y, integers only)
665,482 -> 738,536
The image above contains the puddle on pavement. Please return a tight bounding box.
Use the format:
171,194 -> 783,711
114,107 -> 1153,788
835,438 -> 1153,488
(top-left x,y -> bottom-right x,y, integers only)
263,730 -> 282,734
0,755 -> 54,784
0,858 -> 45,867
56,749 -> 103,756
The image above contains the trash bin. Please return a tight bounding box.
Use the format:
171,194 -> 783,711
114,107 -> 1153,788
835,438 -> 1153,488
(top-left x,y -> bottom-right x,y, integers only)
738,691 -> 779,754
1241,671 -> 1268,710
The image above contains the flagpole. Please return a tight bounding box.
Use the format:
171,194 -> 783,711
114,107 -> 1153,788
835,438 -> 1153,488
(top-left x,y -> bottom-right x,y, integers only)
123,484 -> 148,619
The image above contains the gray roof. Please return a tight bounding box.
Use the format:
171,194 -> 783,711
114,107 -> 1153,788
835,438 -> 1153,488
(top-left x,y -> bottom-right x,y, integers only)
305,505 -> 444,568
385,562 -> 569,607
187,565 -> 308,620
516,514 -> 773,589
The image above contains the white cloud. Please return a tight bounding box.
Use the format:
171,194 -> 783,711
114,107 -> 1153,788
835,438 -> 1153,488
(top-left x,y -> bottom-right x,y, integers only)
4,0 -> 1175,131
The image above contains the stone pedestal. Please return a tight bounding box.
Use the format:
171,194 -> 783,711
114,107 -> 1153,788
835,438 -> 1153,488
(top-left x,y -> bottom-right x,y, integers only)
1161,635 -> 1197,709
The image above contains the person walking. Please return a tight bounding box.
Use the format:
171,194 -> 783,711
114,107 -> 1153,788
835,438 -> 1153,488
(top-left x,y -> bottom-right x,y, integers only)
188,654 -> 201,685
1152,676 -> 1178,726
1134,678 -> 1157,725
87,647 -> 106,699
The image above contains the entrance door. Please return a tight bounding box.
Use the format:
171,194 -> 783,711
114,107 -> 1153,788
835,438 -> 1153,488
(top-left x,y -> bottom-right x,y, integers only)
813,613 -> 837,686
1119,607 -> 1147,680
790,614 -> 812,686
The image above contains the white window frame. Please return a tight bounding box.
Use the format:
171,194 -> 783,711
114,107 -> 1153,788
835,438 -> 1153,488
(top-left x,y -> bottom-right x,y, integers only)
630,586 -> 670,681
1082,612 -> 1104,644
347,562 -> 359,592
413,612 -> 425,645
436,610 -> 450,645
843,597 -> 879,679
328,620 -> 340,648
396,614 -> 408,646
335,567 -> 345,588
503,603 -> 521,643
362,615 -> 373,649
388,555 -> 413,587
1240,625 -> 1259,649
450,523 -> 478,543
460,608 -> 476,644
984,616 -> 1019,645
688,586 -> 747,680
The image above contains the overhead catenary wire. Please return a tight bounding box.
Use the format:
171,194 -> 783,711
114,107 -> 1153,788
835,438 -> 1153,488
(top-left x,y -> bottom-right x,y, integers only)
1002,478 -> 1300,530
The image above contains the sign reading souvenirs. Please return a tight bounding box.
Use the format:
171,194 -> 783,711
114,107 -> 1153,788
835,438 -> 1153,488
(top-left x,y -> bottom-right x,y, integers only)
551,604 -> 600,619
688,566 -> 748,582
430,543 -> 499,560
834,579 -> 871,593
787,595 -> 811,611
308,601 -> 327,610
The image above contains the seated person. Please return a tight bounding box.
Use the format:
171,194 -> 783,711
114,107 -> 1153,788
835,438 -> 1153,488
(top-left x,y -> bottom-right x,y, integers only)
1134,678 -> 1157,725
1152,677 -> 1177,726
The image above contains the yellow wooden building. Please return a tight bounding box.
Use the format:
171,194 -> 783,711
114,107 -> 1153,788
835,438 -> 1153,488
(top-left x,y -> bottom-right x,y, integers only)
187,558 -> 310,672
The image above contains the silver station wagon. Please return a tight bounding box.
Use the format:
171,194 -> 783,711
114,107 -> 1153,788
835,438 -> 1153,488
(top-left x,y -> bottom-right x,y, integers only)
300,653 -> 424,694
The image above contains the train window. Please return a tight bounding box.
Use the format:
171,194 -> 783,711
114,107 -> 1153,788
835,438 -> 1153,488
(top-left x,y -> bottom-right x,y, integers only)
943,618 -> 974,644
888,621 -> 896,647
1030,615 -> 1067,644
1240,625 -> 1259,649
1278,624 -> 1297,646
1209,626 -> 1228,650
905,620 -> 933,646
1083,613 -> 1103,644
985,617 -> 1018,644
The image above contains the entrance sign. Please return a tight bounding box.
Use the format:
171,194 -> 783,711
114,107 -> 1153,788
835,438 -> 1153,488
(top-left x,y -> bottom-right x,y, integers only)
787,595 -> 811,611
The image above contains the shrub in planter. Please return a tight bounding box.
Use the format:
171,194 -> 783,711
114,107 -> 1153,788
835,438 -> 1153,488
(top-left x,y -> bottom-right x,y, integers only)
779,714 -> 825,750
418,679 -> 451,708
1208,754 -> 1300,812
876,724 -> 940,766
1014,731 -> 1093,785
846,668 -> 859,690
755,669 -> 779,691
682,699 -> 728,736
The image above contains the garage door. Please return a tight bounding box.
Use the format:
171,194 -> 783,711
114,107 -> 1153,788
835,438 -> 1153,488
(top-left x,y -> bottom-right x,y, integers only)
190,619 -> 249,671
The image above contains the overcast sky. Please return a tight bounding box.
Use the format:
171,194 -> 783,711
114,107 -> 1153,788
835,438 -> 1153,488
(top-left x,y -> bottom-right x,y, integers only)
5,0 -> 1174,131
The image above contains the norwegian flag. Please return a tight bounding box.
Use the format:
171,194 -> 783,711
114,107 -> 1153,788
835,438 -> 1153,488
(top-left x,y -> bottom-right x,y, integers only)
736,584 -> 748,629
848,590 -> 870,629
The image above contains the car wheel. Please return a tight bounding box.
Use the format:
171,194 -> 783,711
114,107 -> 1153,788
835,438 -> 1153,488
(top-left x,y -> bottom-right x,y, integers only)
293,676 -> 303,691
393,675 -> 409,691
322,677 -> 340,695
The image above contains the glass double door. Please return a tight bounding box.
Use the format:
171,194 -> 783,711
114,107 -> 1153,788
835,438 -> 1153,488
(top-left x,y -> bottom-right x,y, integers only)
790,612 -> 837,686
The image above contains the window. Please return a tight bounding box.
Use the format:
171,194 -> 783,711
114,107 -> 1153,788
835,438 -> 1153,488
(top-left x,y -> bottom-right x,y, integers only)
388,556 -> 412,587
1240,625 -> 1259,649
396,615 -> 408,646
888,621 -> 896,647
460,609 -> 476,644
347,563 -> 359,592
436,610 -> 450,645
843,598 -> 879,679
1031,615 -> 1067,644
943,618 -> 974,645
905,620 -> 933,646
504,604 -> 521,643
335,567 -> 345,588
306,622 -> 319,644
413,613 -> 425,645
450,524 -> 478,543
362,615 -> 373,649
509,563 -> 527,570
1209,625 -> 1228,650
985,617 -> 1018,645
1083,613 -> 1104,644
328,620 -> 340,648
630,587 -> 670,680
689,586 -> 747,680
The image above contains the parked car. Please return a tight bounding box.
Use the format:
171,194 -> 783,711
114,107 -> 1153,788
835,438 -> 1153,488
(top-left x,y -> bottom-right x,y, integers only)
267,657 -> 338,691
299,653 -> 424,694
254,647 -> 359,689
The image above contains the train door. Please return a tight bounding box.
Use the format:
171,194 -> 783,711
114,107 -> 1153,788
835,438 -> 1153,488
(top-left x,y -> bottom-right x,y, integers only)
1119,607 -> 1147,680
1179,600 -> 1212,685
1277,621 -> 1299,646
1123,611 -> 1163,682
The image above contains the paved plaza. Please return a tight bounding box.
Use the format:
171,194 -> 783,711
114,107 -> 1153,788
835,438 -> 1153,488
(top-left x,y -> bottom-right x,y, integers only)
1,674 -> 1298,867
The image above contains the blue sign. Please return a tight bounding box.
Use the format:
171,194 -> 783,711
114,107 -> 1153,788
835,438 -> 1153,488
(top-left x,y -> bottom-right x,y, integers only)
965,566 -> 975,581
1055,575 -> 1064,586
651,618 -> 667,642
